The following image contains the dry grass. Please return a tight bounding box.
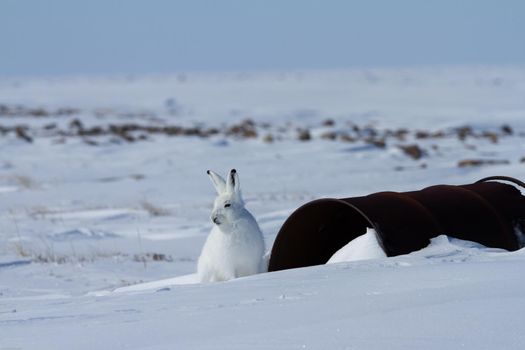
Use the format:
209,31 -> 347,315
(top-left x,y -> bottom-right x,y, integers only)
25,206 -> 54,219
457,159 -> 510,167
12,241 -> 31,257
11,242 -> 175,265
141,200 -> 171,217
13,175 -> 37,189
133,252 -> 173,263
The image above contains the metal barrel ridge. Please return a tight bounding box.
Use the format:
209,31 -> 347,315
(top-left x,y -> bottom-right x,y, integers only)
268,176 -> 525,272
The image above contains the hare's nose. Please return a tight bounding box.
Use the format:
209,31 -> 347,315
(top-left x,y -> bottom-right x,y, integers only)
212,216 -> 221,225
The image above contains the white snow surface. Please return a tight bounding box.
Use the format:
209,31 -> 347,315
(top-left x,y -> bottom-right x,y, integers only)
2,66 -> 525,349
328,228 -> 387,263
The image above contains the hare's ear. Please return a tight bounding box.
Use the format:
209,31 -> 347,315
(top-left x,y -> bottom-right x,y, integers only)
226,169 -> 240,194
207,170 -> 226,194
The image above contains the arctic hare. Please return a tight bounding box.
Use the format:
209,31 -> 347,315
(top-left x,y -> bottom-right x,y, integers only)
197,169 -> 265,282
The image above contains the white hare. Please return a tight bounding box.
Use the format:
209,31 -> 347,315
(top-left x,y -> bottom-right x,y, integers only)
197,169 -> 265,282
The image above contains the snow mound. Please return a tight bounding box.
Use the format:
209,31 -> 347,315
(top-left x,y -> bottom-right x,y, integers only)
90,273 -> 200,296
408,234 -> 508,261
114,273 -> 199,292
328,229 -> 510,265
109,234 -> 511,297
48,228 -> 119,241
327,228 -> 387,263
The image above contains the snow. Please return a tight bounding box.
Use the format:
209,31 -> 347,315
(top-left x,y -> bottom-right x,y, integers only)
1,66 -> 525,349
4,238 -> 525,349
327,228 -> 387,263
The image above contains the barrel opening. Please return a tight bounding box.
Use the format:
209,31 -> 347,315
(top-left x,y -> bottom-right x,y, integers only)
267,199 -> 370,272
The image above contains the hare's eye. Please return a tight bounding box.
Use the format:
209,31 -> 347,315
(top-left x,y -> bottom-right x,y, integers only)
224,203 -> 231,208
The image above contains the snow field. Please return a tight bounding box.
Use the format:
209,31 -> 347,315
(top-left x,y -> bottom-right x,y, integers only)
1,66 -> 525,348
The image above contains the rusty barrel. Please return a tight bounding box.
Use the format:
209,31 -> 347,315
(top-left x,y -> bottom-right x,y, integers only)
268,176 -> 525,272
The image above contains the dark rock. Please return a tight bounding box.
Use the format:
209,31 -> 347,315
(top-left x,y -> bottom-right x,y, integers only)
365,138 -> 386,148
398,144 -> 425,160
482,131 -> 498,143
457,126 -> 473,141
458,159 -> 510,167
320,131 -> 337,140
322,119 -> 335,127
263,134 -> 274,143
339,133 -> 356,143
297,129 -> 311,141
15,126 -> 32,142
501,124 -> 513,135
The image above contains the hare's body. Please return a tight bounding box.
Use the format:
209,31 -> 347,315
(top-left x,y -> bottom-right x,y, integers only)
198,215 -> 264,282
197,169 -> 265,282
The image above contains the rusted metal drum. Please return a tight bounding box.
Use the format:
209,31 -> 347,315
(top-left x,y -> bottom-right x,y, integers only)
268,176 -> 525,272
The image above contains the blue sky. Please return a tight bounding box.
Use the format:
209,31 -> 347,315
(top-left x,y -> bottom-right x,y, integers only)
1,0 -> 524,76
